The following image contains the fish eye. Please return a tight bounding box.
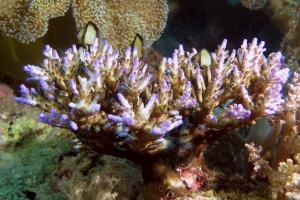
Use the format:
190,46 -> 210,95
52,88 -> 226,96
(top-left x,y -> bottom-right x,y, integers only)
159,186 -> 163,191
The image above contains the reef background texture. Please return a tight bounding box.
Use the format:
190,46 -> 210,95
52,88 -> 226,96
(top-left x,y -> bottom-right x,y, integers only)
0,0 -> 299,199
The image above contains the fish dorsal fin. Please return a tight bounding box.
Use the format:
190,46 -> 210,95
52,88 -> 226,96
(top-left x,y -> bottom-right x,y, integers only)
77,21 -> 100,46
131,33 -> 145,59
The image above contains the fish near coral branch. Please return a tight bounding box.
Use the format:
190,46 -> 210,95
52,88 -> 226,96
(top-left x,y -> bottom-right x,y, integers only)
193,38 -> 288,129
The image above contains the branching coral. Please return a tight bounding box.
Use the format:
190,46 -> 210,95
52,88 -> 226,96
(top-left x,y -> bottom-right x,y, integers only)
246,143 -> 300,199
245,72 -> 300,199
0,0 -> 168,49
14,37 -> 288,199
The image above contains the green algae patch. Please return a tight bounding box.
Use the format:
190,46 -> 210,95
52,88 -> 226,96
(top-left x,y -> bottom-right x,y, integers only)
3,116 -> 53,148
0,99 -> 74,199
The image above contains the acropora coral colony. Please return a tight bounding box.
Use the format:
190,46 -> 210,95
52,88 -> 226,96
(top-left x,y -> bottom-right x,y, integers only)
14,36 -> 291,199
